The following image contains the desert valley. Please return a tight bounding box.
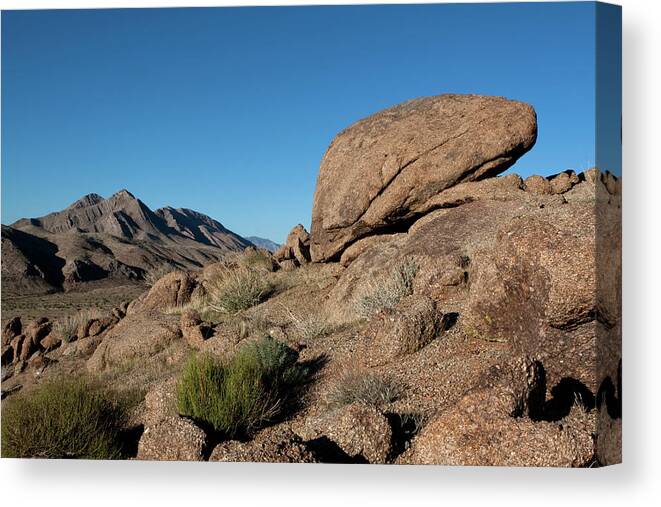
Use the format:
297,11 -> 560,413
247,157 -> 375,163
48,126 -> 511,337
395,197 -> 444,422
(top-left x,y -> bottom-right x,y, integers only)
1,94 -> 621,466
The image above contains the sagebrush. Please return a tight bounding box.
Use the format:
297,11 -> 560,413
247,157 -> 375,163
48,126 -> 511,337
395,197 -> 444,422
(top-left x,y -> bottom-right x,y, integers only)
1,378 -> 136,459
284,306 -> 334,341
355,258 -> 418,318
205,264 -> 273,314
325,369 -> 402,409
176,336 -> 310,437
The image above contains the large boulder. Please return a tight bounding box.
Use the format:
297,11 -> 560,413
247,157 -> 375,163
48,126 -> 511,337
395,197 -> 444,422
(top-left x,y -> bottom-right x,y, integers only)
128,271 -> 198,314
310,94 -> 537,261
23,317 -> 52,344
8,318 -> 52,363
464,207 -> 604,393
87,312 -> 181,372
399,387 -> 594,467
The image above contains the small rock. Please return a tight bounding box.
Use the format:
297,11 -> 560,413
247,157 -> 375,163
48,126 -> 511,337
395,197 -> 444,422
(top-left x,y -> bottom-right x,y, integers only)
180,310 -> 213,349
75,335 -> 104,357
2,317 -> 22,347
362,295 -> 442,367
549,171 -> 580,194
24,318 -> 52,343
40,332 -> 62,352
28,352 -> 52,375
143,378 -> 178,426
524,175 -> 552,195
209,427 -> 316,463
137,416 -> 207,461
274,224 -> 311,268
88,316 -> 118,337
299,403 -> 392,464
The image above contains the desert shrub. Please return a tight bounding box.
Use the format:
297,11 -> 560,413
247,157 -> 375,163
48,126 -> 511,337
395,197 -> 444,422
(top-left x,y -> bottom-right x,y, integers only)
176,336 -> 309,438
355,258 -> 418,318
284,307 -> 334,341
240,248 -> 277,272
144,263 -> 176,286
325,370 -> 402,410
1,378 -> 134,459
205,264 -> 273,314
53,309 -> 103,343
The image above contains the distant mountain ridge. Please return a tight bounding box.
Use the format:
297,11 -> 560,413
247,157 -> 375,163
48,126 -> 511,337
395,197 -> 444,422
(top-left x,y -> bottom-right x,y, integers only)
245,236 -> 280,253
2,190 -> 252,295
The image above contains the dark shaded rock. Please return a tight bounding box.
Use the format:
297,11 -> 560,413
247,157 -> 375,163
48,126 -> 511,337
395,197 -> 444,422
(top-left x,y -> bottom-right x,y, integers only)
2,317 -> 22,347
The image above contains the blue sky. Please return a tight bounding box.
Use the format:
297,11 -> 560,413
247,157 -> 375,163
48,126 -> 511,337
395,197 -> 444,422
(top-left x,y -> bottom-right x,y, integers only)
1,3 -> 621,242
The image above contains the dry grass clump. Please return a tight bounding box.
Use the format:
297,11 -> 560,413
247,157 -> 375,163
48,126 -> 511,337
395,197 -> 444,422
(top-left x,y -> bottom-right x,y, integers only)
53,308 -> 104,343
206,264 -> 273,314
325,370 -> 402,410
239,248 -> 277,272
144,263 -> 176,286
355,258 -> 418,318
176,336 -> 310,438
1,377 -> 137,459
284,306 -> 334,341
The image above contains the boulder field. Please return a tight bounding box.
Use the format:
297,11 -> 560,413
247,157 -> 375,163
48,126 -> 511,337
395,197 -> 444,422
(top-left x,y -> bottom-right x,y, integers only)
1,94 -> 621,466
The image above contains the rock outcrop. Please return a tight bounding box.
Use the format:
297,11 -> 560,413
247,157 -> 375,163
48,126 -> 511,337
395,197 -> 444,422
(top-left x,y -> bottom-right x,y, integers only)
274,224 -> 312,270
310,94 -> 537,261
399,387 -> 594,467
1,94 -> 620,467
87,313 -> 181,372
128,271 -> 199,314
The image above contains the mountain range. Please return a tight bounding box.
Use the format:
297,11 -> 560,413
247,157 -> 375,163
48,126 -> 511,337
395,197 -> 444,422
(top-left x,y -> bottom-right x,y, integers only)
245,236 -> 280,253
1,190 -> 260,295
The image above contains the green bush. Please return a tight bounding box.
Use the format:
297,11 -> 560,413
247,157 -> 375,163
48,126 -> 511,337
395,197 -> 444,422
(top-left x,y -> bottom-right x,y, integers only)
325,370 -> 402,410
176,336 -> 309,438
1,378 -> 134,459
206,265 -> 273,314
355,258 -> 418,318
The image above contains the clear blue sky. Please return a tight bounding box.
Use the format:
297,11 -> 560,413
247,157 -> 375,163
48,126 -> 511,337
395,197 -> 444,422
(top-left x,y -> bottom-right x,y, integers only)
1,3 -> 621,243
